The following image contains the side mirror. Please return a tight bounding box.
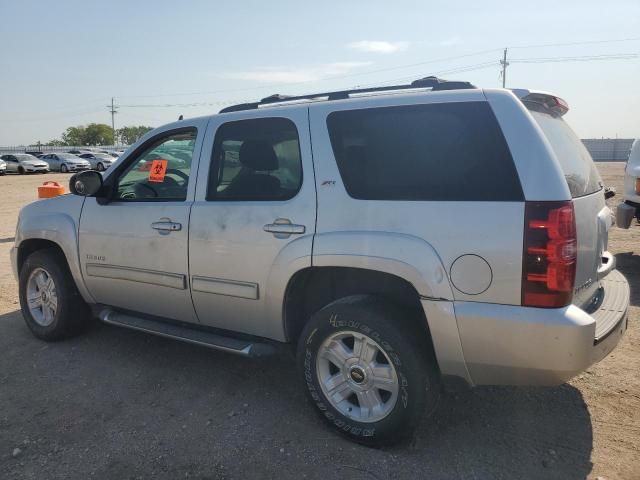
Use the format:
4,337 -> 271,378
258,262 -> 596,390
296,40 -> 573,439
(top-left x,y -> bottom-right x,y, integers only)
69,170 -> 103,196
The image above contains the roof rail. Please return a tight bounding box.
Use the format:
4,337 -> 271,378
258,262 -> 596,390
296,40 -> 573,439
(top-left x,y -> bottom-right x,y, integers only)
219,76 -> 476,113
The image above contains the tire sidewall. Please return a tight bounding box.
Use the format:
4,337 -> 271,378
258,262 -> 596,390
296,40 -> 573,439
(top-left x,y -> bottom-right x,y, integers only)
298,298 -> 429,444
19,251 -> 74,340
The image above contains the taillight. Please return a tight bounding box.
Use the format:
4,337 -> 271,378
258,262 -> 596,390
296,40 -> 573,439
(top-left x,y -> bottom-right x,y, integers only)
522,201 -> 577,308
635,178 -> 640,195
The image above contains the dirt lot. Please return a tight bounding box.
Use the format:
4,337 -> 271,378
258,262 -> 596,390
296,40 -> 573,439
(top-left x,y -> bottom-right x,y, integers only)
0,166 -> 639,480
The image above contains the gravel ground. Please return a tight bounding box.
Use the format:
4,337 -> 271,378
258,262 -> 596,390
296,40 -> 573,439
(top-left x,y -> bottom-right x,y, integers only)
0,166 -> 638,480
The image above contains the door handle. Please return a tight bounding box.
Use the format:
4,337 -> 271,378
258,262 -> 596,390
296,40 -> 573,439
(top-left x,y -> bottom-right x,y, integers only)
151,220 -> 182,233
264,218 -> 305,237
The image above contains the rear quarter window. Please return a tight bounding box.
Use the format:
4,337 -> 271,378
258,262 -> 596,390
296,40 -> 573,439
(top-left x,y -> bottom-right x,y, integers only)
326,101 -> 523,201
529,108 -> 602,198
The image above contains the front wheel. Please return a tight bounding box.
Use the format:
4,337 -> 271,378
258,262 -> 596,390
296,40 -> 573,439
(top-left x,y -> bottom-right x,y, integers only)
19,249 -> 89,341
297,296 -> 440,446
18,166 -> 25,175
60,164 -> 68,173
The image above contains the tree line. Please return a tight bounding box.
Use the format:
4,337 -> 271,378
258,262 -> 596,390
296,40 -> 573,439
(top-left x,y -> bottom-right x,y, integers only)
37,124 -> 153,147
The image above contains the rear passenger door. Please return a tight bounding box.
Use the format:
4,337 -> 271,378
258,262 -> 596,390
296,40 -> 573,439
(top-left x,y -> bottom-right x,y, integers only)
189,109 -> 316,340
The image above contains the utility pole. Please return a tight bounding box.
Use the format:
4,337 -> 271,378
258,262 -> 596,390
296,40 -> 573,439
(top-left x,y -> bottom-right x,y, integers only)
107,97 -> 118,146
500,48 -> 509,88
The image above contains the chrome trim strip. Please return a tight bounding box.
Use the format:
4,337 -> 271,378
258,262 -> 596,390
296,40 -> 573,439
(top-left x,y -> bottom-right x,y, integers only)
191,276 -> 259,300
86,263 -> 186,290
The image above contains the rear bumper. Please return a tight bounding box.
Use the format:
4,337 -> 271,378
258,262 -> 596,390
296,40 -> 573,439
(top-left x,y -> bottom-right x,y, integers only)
454,269 -> 629,386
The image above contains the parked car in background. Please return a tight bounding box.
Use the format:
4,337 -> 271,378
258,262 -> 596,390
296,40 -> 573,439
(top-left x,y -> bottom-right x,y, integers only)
0,158 -> 6,175
105,151 -> 121,158
0,153 -> 49,174
41,153 -> 90,173
616,139 -> 640,228
78,152 -> 115,171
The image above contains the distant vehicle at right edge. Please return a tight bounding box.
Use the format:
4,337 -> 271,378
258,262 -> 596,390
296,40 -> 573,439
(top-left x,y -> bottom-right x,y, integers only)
616,139 -> 640,228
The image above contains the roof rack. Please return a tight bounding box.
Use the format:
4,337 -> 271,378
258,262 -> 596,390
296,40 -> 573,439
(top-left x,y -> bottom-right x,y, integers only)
219,76 -> 476,113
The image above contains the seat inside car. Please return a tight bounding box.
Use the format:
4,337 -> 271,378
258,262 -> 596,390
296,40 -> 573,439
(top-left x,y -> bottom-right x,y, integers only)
221,139 -> 281,199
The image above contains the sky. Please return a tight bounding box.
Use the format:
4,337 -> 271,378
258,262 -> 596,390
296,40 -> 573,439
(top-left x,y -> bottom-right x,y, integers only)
0,0 -> 639,145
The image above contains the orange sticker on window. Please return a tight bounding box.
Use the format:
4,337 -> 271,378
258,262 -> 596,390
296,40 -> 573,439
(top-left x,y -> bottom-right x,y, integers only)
148,159 -> 168,182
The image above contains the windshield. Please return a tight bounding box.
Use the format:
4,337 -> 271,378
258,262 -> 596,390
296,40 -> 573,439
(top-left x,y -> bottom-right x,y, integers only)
15,154 -> 38,161
59,153 -> 82,160
529,109 -> 603,197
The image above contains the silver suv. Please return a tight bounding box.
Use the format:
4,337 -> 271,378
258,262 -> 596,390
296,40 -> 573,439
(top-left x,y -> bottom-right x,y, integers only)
11,77 -> 630,445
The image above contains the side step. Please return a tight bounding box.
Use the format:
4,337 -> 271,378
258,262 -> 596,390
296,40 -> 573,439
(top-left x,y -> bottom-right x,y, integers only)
99,309 -> 274,357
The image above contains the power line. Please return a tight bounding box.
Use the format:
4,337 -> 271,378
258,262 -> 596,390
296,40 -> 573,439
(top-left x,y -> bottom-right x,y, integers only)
510,52 -> 639,63
111,37 -> 640,100
115,48 -> 502,100
510,36 -> 640,49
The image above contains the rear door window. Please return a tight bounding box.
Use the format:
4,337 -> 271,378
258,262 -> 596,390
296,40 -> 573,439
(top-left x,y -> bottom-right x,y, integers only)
326,102 -> 523,201
207,117 -> 302,201
529,109 -> 602,198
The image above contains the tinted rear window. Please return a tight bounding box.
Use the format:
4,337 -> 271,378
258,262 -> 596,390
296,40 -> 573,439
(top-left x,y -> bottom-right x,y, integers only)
529,109 -> 602,198
326,102 -> 523,201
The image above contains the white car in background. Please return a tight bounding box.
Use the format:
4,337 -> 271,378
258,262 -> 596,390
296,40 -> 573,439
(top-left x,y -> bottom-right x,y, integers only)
78,152 -> 115,171
616,139 -> 640,228
0,153 -> 50,174
0,158 -> 6,175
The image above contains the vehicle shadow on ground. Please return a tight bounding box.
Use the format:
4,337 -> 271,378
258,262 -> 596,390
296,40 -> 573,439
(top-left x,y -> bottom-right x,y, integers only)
615,252 -> 640,307
0,310 -> 593,480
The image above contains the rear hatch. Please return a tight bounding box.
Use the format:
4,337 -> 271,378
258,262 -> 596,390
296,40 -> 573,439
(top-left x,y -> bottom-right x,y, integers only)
524,96 -> 610,309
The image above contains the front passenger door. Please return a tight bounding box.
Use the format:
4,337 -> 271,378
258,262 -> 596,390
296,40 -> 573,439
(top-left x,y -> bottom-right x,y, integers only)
78,120 -> 207,323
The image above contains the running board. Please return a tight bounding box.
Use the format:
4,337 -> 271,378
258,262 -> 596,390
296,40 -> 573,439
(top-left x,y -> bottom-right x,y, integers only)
99,309 -> 272,357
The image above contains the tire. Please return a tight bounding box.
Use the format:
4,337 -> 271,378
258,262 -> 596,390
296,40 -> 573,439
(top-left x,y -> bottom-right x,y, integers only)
19,248 -> 89,341
60,164 -> 68,173
96,163 -> 105,172
297,295 -> 440,446
18,166 -> 25,175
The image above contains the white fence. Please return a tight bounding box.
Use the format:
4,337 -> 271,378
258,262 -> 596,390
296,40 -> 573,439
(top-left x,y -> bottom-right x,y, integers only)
0,145 -> 128,154
582,139 -> 635,162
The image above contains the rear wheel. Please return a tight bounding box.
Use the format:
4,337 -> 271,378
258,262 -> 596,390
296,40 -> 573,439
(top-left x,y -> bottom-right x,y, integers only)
19,249 -> 89,341
297,295 -> 440,446
60,164 -> 68,173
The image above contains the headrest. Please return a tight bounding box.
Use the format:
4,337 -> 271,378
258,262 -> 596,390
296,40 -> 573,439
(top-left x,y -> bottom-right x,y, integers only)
239,140 -> 278,171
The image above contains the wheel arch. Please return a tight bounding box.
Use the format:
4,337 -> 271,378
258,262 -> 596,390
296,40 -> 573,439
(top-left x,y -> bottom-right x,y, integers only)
283,266 -> 436,355
16,212 -> 94,303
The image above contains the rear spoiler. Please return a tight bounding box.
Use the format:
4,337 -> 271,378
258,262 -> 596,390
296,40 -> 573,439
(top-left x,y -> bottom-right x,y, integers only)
510,89 -> 569,116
